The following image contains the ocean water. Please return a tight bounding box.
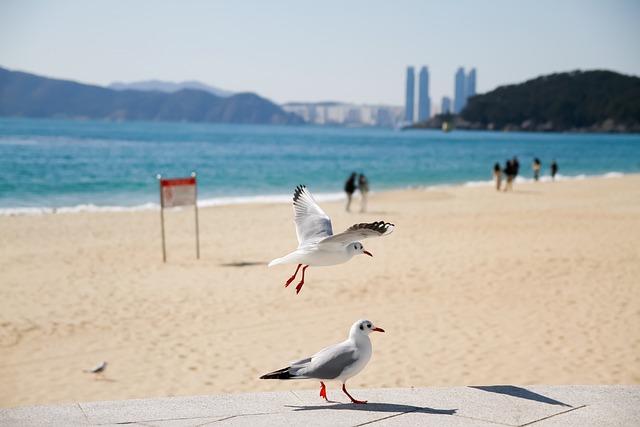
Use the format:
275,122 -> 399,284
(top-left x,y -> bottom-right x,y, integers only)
1,117 -> 639,215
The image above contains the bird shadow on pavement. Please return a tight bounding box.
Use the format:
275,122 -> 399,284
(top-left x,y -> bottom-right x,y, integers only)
469,385 -> 572,407
288,402 -> 457,415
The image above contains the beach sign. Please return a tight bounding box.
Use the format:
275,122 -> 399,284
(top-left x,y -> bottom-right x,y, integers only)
157,172 -> 200,262
160,177 -> 197,208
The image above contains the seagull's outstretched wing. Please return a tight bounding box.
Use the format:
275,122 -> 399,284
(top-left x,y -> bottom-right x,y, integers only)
320,221 -> 394,246
293,185 -> 333,246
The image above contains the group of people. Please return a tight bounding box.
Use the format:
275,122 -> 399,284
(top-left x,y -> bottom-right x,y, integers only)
493,157 -> 559,191
493,156 -> 520,192
344,172 -> 369,212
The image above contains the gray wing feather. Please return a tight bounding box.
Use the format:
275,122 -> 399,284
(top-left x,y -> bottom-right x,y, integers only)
291,343 -> 357,380
293,185 -> 333,246
320,221 -> 395,246
289,356 -> 312,366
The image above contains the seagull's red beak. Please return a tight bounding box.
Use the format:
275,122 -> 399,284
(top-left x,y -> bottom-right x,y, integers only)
373,327 -> 385,333
363,250 -> 373,257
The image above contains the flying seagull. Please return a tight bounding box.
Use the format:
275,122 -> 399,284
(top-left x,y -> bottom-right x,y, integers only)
260,319 -> 384,404
268,185 -> 394,294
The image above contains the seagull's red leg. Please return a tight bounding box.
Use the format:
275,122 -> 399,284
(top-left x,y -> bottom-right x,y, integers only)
284,264 -> 302,288
319,381 -> 328,401
295,265 -> 309,294
342,384 -> 367,404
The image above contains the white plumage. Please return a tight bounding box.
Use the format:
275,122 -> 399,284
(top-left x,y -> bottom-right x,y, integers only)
84,361 -> 107,380
269,185 -> 394,293
260,319 -> 385,404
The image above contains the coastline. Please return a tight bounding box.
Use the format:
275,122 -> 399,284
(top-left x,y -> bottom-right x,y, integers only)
0,170 -> 628,217
1,174 -> 639,408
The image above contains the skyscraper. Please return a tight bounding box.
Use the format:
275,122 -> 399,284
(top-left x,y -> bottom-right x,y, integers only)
466,68 -> 477,100
417,66 -> 431,122
441,96 -> 452,115
453,67 -> 466,114
453,67 -> 478,114
404,66 -> 415,123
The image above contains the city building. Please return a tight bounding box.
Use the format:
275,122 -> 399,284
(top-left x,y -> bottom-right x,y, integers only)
453,67 -> 478,114
404,66 -> 415,123
283,65 -> 478,127
441,96 -> 452,115
453,67 -> 466,114
281,103 -> 404,127
417,66 -> 431,122
467,68 -> 477,100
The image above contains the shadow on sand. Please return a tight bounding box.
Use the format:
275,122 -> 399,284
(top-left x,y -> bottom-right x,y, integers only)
220,261 -> 264,267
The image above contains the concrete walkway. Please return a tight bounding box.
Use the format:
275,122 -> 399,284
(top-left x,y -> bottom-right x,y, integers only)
1,385 -> 638,426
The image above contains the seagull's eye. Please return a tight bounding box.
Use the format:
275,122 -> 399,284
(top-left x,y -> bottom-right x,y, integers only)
367,324 -> 372,328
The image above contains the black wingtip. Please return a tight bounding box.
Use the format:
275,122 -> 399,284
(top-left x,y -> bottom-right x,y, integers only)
260,367 -> 293,380
293,184 -> 306,202
351,221 -> 395,235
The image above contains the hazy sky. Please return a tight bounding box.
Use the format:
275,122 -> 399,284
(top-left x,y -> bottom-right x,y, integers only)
1,0 -> 639,108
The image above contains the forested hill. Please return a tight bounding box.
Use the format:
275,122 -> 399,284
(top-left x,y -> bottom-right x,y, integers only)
461,70 -> 640,132
0,67 -> 304,125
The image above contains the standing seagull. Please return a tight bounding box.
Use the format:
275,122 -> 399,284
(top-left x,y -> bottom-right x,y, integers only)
269,185 -> 394,294
260,319 -> 384,404
84,361 -> 107,380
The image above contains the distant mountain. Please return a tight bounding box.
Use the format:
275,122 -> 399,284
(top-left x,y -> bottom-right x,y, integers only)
460,70 -> 640,133
109,80 -> 234,98
0,67 -> 304,125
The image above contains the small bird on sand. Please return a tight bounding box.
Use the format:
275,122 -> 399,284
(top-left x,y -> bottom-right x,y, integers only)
84,361 -> 107,380
260,319 -> 384,404
268,185 -> 394,294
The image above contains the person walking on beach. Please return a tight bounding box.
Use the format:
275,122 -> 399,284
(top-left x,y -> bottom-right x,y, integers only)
344,172 -> 357,212
533,158 -> 541,181
503,159 -> 514,192
551,160 -> 558,181
512,156 -> 520,181
358,173 -> 370,212
493,162 -> 502,191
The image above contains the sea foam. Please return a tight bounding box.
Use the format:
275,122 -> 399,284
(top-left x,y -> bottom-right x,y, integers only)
0,172 -> 625,217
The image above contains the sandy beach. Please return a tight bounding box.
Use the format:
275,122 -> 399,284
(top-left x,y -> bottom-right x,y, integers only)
1,175 -> 639,408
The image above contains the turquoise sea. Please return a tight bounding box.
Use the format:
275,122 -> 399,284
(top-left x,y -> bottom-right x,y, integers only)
1,118 -> 639,215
